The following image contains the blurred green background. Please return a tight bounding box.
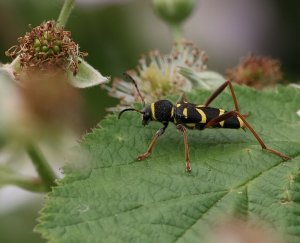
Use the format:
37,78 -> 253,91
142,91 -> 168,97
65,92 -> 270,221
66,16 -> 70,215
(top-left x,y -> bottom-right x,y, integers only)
0,0 -> 299,242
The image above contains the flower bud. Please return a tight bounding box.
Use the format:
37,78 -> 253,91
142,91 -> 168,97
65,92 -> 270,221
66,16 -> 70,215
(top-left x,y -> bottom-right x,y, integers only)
152,0 -> 197,25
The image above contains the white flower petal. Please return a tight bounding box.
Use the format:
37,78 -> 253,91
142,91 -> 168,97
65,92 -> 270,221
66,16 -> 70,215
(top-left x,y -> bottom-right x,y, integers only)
180,67 -> 225,90
0,56 -> 21,84
289,83 -> 300,89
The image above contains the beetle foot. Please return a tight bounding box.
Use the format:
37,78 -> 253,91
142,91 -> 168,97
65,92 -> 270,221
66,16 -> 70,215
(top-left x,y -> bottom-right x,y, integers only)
185,161 -> 191,173
137,153 -> 150,161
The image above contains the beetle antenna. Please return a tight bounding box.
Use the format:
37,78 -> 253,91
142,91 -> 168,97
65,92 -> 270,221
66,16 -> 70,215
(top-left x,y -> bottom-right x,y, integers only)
123,72 -> 145,108
118,108 -> 144,119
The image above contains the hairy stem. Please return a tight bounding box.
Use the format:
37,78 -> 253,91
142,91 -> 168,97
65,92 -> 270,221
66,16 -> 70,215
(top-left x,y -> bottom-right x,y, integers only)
1,164 -> 48,192
26,143 -> 56,191
10,176 -> 48,193
57,0 -> 75,27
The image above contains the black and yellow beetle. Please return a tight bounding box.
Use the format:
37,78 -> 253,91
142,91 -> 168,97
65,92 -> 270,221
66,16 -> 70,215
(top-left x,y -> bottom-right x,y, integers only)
119,73 -> 290,172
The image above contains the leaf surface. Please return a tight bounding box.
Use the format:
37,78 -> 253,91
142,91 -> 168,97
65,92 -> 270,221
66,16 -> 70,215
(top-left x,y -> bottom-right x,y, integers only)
36,86 -> 300,242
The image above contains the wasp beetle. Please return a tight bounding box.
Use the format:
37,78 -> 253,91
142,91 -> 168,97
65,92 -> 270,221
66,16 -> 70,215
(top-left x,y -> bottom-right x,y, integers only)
119,73 -> 290,172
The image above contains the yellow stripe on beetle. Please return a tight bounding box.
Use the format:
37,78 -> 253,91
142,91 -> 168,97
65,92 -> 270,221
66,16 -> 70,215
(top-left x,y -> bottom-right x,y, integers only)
171,107 -> 174,118
151,103 -> 156,120
238,116 -> 244,128
183,108 -> 188,118
219,109 -> 225,127
196,108 -> 207,123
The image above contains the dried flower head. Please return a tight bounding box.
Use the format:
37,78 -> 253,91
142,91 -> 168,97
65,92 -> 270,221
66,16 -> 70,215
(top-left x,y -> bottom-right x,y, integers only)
226,55 -> 283,89
106,40 -> 208,109
5,20 -> 87,76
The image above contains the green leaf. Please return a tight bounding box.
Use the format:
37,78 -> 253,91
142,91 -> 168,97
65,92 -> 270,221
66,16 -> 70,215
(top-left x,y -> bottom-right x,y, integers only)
36,86 -> 300,242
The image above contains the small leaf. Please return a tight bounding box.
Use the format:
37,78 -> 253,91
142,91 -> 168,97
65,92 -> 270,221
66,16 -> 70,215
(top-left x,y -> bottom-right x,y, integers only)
36,86 -> 300,242
68,57 -> 109,88
180,67 -> 225,90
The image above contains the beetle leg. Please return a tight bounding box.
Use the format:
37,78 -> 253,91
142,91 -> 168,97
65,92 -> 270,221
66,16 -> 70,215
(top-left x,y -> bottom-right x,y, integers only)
137,123 -> 168,161
205,111 -> 290,160
176,92 -> 188,104
176,124 -> 191,172
204,80 -> 240,112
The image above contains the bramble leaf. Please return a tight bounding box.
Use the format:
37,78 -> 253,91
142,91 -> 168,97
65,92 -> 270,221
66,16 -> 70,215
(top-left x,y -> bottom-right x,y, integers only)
36,85 -> 300,243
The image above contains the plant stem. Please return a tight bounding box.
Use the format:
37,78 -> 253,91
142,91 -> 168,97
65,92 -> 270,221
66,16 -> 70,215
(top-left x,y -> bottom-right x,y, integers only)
26,143 -> 56,191
0,164 -> 48,192
170,23 -> 183,42
57,0 -> 75,27
11,176 -> 48,193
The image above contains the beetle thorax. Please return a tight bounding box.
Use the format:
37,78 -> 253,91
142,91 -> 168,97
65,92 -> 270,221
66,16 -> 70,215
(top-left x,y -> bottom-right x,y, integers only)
149,100 -> 174,123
